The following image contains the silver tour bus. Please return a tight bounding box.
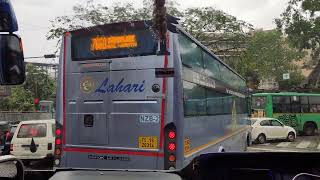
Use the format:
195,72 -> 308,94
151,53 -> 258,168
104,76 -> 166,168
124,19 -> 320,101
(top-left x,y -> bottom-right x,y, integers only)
53,20 -> 250,170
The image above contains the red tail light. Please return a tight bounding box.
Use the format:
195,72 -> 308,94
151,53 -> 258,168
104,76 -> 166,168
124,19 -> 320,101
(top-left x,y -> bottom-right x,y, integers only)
164,123 -> 177,169
168,131 -> 175,139
168,143 -> 176,151
10,144 -> 13,151
48,143 -> 52,150
55,129 -> 61,136
55,139 -> 61,145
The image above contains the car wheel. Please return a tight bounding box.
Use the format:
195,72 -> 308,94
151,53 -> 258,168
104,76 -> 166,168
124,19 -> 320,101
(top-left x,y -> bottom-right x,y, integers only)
257,134 -> 266,144
287,132 -> 295,142
304,123 -> 316,136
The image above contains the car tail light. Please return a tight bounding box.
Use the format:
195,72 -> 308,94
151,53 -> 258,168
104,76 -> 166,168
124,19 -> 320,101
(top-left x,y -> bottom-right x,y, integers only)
164,123 -> 176,170
10,144 -> 13,151
48,143 -> 52,150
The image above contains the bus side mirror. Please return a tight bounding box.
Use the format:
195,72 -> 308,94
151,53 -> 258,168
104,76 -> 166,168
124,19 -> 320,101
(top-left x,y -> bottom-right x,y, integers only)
0,34 -> 25,85
0,0 -> 18,32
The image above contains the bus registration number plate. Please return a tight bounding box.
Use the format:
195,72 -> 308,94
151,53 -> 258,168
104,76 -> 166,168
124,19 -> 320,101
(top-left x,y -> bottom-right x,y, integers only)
138,136 -> 158,149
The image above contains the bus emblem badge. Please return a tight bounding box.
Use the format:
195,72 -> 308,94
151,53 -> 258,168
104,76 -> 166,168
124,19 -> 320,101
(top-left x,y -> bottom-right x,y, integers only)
80,76 -> 95,93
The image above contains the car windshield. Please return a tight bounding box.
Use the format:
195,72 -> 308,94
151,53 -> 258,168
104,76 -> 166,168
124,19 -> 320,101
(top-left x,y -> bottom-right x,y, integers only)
3,0 -> 320,173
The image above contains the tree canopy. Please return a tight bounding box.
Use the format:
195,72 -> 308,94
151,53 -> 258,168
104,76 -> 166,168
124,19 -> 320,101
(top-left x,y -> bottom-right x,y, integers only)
240,30 -> 305,90
276,0 -> 320,87
0,64 -> 56,111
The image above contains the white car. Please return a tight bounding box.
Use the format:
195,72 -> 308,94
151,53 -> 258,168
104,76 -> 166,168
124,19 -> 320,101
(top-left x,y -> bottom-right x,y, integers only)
250,118 -> 296,144
10,119 -> 55,164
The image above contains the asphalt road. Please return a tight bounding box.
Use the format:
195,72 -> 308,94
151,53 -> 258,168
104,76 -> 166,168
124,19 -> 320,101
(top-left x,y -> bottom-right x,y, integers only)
247,135 -> 320,152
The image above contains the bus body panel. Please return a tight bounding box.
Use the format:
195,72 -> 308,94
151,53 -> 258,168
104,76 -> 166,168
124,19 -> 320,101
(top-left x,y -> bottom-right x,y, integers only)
183,126 -> 248,165
184,114 -> 248,152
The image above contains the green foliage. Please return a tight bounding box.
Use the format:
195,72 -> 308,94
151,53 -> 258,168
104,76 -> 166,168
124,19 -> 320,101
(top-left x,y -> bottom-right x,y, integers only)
241,30 -> 305,89
0,64 -> 56,111
276,0 -> 320,67
47,1 -> 252,56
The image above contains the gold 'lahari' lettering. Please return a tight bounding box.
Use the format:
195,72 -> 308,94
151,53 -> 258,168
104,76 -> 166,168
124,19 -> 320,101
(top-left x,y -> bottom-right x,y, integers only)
90,35 -> 138,51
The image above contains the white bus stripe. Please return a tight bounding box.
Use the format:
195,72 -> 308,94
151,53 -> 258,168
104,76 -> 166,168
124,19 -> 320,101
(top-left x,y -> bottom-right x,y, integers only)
296,141 -> 311,149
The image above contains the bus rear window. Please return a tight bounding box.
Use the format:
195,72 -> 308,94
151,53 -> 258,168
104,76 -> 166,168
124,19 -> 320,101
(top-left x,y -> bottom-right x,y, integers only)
71,22 -> 158,61
17,124 -> 46,138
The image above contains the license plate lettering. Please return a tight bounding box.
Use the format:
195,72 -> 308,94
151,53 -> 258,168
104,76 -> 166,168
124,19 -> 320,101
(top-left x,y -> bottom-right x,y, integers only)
139,115 -> 160,123
138,136 -> 158,149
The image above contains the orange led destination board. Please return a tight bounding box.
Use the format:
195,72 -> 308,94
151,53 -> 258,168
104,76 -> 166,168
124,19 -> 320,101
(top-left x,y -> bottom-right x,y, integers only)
90,34 -> 138,51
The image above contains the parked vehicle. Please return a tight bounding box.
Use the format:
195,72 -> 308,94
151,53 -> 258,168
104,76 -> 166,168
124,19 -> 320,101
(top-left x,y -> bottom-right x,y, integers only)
10,119 -> 55,164
2,124 -> 18,155
250,118 -> 296,144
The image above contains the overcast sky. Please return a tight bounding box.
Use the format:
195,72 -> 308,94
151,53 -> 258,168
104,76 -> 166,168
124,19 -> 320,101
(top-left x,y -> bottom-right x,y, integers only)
11,0 -> 289,62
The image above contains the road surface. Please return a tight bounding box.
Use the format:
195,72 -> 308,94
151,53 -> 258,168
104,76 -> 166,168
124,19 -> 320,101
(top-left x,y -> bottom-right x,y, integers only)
248,135 -> 320,152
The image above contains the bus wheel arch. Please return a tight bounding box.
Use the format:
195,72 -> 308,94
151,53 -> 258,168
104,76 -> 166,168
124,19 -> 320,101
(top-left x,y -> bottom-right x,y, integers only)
303,121 -> 317,136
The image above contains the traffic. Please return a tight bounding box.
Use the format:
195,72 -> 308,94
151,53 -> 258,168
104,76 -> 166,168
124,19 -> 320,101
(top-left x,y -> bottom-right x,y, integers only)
1,0 -> 320,180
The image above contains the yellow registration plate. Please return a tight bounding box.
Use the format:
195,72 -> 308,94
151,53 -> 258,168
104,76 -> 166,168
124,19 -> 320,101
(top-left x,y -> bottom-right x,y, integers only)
138,136 -> 158,149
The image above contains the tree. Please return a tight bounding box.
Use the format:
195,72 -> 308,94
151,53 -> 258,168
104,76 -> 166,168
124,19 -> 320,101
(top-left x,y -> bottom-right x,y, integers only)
47,1 -> 252,57
240,30 -> 305,90
276,0 -> 320,88
0,64 -> 56,111
47,0 -> 182,41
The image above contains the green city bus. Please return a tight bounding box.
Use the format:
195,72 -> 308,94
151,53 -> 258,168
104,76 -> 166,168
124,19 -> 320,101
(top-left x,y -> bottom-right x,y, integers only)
252,92 -> 320,136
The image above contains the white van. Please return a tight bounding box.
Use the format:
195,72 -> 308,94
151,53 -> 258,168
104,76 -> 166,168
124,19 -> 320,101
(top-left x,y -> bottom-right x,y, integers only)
11,119 -> 55,163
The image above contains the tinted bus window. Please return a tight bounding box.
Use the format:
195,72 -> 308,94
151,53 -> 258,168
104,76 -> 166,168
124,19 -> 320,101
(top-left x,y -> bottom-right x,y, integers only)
301,96 -> 309,113
203,52 -> 221,80
291,96 -> 301,113
207,91 -> 224,115
309,96 -> 320,113
71,23 -> 157,61
183,81 -> 206,116
17,124 -> 46,138
273,96 -> 291,113
179,35 -> 203,71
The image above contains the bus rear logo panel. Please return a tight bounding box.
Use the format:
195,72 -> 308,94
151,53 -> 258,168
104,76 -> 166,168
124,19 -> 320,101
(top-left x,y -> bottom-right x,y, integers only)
80,76 -> 96,93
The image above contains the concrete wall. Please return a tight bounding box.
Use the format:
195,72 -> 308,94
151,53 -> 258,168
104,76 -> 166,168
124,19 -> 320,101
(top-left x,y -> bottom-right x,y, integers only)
0,112 -> 55,122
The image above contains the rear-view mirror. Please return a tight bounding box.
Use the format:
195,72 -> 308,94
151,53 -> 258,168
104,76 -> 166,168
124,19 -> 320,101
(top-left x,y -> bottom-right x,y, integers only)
0,0 -> 18,32
0,155 -> 24,180
0,34 -> 25,85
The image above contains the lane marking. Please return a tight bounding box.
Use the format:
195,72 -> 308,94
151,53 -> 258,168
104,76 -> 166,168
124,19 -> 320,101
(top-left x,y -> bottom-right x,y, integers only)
276,142 -> 291,147
247,147 -> 299,152
296,141 -> 311,149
